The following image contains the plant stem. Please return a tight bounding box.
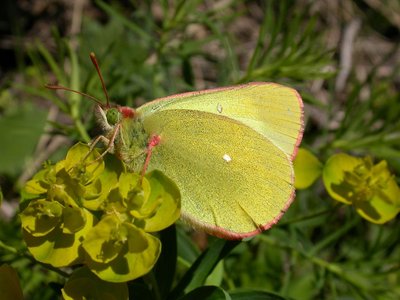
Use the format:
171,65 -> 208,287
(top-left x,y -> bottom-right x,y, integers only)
144,270 -> 162,300
74,118 -> 90,142
0,240 -> 69,278
0,240 -> 18,254
278,206 -> 339,226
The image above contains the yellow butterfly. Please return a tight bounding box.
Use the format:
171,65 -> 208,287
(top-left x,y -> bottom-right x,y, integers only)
48,53 -> 304,239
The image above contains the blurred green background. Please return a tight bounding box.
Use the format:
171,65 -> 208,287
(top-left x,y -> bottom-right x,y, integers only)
0,0 -> 399,299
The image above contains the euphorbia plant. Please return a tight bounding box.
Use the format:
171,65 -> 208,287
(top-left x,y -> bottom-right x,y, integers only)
20,143 -> 181,293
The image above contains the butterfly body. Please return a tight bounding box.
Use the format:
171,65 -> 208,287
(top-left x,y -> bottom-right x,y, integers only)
95,82 -> 304,239
94,105 -> 149,172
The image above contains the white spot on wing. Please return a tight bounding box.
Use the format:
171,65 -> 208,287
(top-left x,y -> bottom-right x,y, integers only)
217,103 -> 223,113
223,154 -> 232,163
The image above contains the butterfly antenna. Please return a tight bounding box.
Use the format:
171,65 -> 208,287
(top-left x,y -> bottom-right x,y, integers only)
45,84 -> 104,107
90,52 -> 110,108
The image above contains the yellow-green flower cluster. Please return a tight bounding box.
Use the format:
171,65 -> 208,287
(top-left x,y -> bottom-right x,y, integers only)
20,143 -> 180,290
294,149 -> 400,223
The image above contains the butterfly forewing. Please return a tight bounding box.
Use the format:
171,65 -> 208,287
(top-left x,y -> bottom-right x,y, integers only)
138,83 -> 304,160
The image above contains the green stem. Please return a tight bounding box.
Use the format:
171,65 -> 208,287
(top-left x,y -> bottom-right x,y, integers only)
309,256 -> 365,289
0,240 -> 69,278
74,118 -> 90,142
36,261 -> 69,278
144,270 -> 162,300
278,206 -> 339,226
0,240 -> 18,254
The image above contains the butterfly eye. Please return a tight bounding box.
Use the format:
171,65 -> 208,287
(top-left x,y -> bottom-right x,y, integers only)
106,108 -> 121,125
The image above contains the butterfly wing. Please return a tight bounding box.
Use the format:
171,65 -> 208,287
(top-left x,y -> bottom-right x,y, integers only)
138,83 -> 304,159
137,83 -> 304,239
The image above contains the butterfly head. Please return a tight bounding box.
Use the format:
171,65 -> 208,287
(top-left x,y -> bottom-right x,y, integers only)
95,104 -> 136,130
106,107 -> 121,125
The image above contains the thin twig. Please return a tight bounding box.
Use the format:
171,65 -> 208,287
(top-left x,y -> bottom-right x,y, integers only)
335,19 -> 361,93
35,105 -> 59,153
69,0 -> 86,50
17,135 -> 71,187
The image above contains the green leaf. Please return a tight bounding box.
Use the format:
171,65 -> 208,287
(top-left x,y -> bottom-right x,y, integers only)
170,239 -> 239,298
50,172 -> 86,207
62,206 -> 86,234
140,170 -> 181,232
323,153 -> 360,204
82,162 -> 120,210
62,266 -> 128,300
177,227 -> 201,264
28,160 -> 64,191
154,225 -> 177,299
83,215 -> 129,264
118,171 -> 141,200
205,261 -> 224,286
22,207 -> 95,267
0,104 -> 47,175
294,148 -> 323,189
84,215 -> 161,282
64,142 -> 104,181
179,286 -> 231,300
20,199 -> 63,237
24,168 -> 52,196
0,265 -> 24,300
229,290 -> 286,300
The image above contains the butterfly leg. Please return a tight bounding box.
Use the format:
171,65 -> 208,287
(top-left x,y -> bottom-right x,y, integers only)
85,124 -> 121,163
89,135 -> 112,153
140,134 -> 161,178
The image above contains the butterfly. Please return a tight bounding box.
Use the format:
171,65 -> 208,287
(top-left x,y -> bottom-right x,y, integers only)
47,53 -> 304,240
